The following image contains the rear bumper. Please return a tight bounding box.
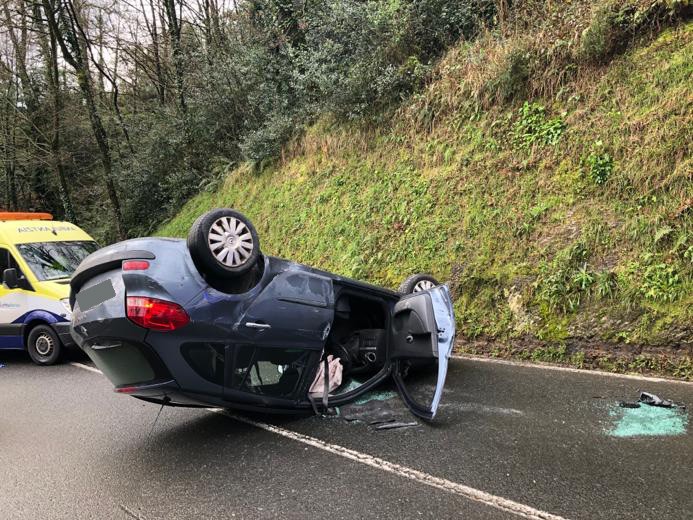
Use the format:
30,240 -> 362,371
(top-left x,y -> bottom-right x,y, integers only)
80,334 -> 172,387
115,379 -> 218,407
53,322 -> 76,348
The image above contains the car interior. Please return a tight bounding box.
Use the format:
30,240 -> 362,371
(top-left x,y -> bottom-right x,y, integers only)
325,289 -> 389,379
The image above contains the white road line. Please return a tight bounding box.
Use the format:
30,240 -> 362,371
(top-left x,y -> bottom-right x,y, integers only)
71,362 -> 567,518
119,504 -> 147,520
454,355 -> 693,385
211,409 -> 569,520
69,362 -> 103,374
442,402 -> 525,416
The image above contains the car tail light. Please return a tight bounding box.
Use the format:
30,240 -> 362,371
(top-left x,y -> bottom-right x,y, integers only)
122,260 -> 150,271
126,296 -> 190,331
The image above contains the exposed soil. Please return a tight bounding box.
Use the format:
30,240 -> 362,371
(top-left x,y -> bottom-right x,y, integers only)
456,334 -> 693,381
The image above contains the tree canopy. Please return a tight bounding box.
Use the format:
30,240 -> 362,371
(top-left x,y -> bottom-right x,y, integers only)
0,0 -> 494,241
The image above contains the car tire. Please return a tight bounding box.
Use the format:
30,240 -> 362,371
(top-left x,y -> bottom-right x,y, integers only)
26,325 -> 62,365
399,274 -> 443,373
187,208 -> 260,279
398,273 -> 440,294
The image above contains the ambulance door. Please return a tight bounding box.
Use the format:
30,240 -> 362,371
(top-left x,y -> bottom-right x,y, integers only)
0,247 -> 32,349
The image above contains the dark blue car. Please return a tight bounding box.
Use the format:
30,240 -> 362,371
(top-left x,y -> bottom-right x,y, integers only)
69,209 -> 455,420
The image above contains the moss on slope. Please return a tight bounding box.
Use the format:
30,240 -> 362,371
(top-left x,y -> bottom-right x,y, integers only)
159,15 -> 692,378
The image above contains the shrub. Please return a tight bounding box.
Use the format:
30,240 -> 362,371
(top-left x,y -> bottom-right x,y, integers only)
594,271 -> 617,299
536,244 -> 592,313
248,0 -> 496,154
640,261 -> 682,302
579,0 -> 689,64
484,46 -> 532,103
511,102 -> 565,149
585,140 -> 614,185
404,0 -> 496,61
579,2 -> 636,64
684,245 -> 693,264
241,113 -> 298,163
573,263 -> 596,290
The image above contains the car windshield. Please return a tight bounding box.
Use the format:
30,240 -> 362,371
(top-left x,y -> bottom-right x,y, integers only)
16,241 -> 98,281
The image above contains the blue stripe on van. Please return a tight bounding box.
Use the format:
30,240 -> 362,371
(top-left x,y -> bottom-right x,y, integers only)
0,335 -> 23,349
11,310 -> 68,324
0,310 -> 67,350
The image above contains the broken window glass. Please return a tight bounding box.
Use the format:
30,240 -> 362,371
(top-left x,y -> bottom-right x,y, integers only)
231,345 -> 315,398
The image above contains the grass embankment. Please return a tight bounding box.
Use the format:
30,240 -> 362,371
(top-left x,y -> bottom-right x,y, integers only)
159,5 -> 692,379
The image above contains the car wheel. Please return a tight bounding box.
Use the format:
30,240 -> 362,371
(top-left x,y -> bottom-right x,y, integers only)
27,325 -> 62,366
399,274 -> 442,373
398,273 -> 440,294
187,208 -> 261,279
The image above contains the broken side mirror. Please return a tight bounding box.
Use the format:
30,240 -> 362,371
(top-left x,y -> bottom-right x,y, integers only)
3,268 -> 19,289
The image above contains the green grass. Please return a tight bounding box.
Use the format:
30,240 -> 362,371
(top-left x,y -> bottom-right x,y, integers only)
159,22 -> 692,376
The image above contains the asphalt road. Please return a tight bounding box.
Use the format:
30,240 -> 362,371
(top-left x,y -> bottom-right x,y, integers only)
1,351 -> 691,520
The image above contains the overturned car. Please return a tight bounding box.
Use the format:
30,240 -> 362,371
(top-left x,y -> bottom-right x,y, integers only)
69,209 -> 455,420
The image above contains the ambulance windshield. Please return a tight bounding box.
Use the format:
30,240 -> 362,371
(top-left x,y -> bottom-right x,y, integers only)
16,241 -> 98,281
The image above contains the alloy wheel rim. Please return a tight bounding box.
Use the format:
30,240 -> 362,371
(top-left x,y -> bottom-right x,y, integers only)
208,216 -> 254,267
413,280 -> 436,292
35,333 -> 54,357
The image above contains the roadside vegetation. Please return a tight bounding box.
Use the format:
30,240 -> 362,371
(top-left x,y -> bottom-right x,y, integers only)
0,0 -> 495,239
1,0 -> 690,377
159,1 -> 692,378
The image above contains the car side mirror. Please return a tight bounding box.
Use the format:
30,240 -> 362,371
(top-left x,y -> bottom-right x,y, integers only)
3,268 -> 19,289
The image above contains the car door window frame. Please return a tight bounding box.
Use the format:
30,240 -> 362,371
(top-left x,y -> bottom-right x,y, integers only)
224,343 -> 321,404
316,287 -> 395,408
389,285 -> 455,420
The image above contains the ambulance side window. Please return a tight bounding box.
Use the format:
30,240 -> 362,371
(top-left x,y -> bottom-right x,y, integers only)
0,248 -> 8,273
0,248 -> 13,274
0,248 -> 32,290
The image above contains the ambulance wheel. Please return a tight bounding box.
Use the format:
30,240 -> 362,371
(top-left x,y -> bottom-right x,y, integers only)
27,325 -> 62,365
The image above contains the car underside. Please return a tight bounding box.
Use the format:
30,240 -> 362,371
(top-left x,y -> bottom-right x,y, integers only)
69,209 -> 455,420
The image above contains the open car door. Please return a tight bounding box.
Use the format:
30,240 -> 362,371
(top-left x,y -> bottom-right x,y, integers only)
389,285 -> 455,420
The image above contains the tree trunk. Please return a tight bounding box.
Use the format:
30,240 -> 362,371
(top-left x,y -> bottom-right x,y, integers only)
42,0 -> 127,238
111,35 -> 135,155
34,2 -> 75,222
1,112 -> 18,211
96,11 -> 106,98
142,0 -> 166,105
1,80 -> 18,210
4,0 -> 60,214
77,70 -> 125,238
2,2 -> 38,113
164,0 -> 187,114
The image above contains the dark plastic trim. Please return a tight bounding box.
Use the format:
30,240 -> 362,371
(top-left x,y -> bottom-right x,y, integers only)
70,249 -> 155,307
392,360 -> 435,421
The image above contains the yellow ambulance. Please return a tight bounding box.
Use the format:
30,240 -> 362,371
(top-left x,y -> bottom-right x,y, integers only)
0,213 -> 98,365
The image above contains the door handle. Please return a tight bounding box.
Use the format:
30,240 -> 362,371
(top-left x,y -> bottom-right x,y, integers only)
245,322 -> 271,329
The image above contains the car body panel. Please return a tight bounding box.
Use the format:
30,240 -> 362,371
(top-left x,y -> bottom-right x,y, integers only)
234,270 -> 334,349
70,237 -> 456,419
